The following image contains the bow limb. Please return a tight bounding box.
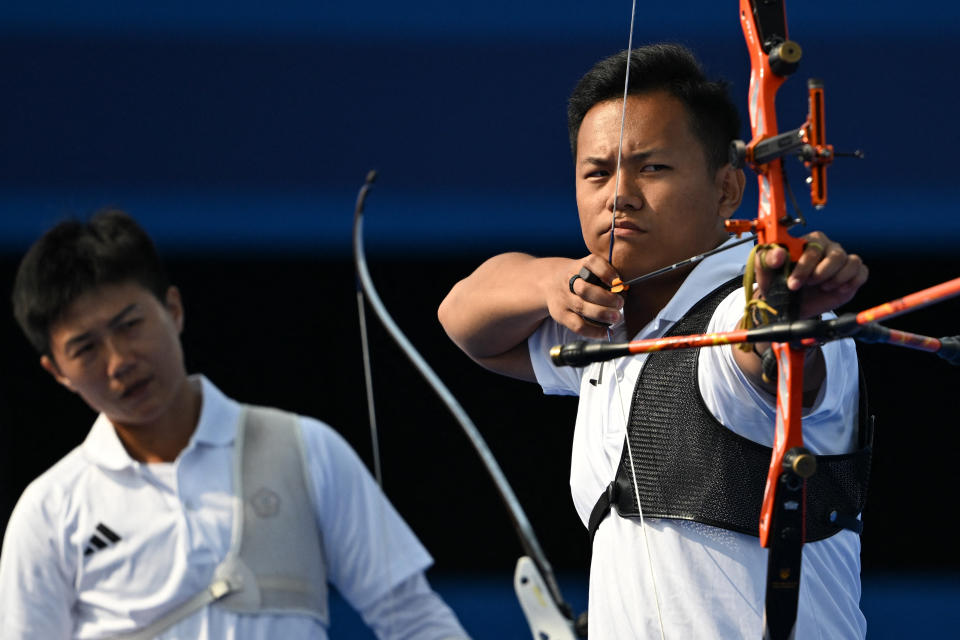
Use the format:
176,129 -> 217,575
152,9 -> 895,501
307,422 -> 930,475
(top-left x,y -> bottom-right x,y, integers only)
351,171 -> 582,639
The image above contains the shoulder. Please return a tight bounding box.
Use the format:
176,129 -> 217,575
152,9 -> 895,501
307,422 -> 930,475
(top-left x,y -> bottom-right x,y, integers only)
294,414 -> 354,453
240,405 -> 366,476
11,446 -> 90,523
284,413 -> 373,484
2,445 -> 90,574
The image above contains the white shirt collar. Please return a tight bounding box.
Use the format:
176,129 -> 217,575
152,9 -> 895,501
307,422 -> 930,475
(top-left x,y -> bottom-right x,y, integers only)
81,374 -> 241,471
615,236 -> 752,340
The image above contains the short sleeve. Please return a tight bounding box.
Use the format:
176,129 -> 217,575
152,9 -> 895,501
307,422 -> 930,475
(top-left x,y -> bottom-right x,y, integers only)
297,418 -> 433,612
0,481 -> 75,639
698,288 -> 860,454
528,319 -> 584,396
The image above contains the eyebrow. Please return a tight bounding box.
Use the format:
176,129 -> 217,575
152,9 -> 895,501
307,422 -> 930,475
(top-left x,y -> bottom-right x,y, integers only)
579,150 -> 659,168
63,303 -> 140,351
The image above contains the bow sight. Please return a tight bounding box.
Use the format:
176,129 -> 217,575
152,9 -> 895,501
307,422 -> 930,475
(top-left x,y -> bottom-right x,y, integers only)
728,2 -> 862,229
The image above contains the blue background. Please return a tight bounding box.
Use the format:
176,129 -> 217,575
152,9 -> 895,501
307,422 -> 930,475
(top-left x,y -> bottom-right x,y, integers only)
1,2 -> 958,637
1,0 -> 959,255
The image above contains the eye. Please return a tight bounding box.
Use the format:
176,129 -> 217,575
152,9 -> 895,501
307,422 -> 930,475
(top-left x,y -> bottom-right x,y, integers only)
70,343 -> 95,359
119,318 -> 142,331
641,164 -> 669,173
584,168 -> 611,179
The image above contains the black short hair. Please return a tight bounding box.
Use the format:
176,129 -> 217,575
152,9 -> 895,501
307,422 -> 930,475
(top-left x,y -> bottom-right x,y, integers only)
567,43 -> 741,172
12,209 -> 169,355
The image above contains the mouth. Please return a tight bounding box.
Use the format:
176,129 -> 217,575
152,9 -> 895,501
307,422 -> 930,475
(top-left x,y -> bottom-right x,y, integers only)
609,219 -> 645,236
121,376 -> 153,400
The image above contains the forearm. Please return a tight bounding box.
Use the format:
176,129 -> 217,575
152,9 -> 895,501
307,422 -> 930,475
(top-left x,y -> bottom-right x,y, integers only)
438,253 -> 575,359
733,339 -> 826,407
362,572 -> 470,640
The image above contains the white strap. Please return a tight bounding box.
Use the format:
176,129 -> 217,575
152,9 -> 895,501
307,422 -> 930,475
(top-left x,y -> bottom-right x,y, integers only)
110,579 -> 235,640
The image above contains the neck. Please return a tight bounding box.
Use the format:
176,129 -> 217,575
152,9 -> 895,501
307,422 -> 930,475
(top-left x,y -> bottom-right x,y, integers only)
622,267 -> 692,337
620,231 -> 732,336
113,377 -> 202,463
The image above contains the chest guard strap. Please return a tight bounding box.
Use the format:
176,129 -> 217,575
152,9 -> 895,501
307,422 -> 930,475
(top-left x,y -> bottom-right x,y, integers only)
111,407 -> 329,640
588,278 -> 873,544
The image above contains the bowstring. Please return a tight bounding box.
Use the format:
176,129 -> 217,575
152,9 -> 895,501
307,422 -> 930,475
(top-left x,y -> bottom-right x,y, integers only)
608,2 -> 666,636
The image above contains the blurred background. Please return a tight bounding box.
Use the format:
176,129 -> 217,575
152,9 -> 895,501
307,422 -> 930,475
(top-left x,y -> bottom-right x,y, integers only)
1,1 -> 958,637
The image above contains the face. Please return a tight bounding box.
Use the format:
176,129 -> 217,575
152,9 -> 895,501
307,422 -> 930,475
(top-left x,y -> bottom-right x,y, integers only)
41,281 -> 189,431
575,91 -> 743,281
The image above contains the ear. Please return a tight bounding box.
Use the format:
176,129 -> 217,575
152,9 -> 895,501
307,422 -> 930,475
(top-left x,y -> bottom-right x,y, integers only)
716,165 -> 746,220
40,354 -> 76,393
164,286 -> 185,333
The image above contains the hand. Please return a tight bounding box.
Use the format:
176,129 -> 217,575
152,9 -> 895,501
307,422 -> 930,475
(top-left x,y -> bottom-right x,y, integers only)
550,255 -> 624,339
754,231 -> 869,319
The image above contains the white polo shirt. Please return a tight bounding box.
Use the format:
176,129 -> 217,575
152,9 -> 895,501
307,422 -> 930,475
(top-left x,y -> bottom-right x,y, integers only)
529,239 -> 867,639
0,376 -> 461,639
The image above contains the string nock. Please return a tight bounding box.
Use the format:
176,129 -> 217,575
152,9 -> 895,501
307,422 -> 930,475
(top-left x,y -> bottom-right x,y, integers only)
783,447 -> 817,479
610,277 -> 627,294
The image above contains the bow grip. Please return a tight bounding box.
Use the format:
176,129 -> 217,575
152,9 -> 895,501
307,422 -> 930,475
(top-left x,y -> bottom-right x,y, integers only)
764,259 -> 801,324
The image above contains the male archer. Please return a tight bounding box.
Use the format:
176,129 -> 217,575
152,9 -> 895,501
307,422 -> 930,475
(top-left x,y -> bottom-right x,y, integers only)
0,209 -> 470,639
439,45 -> 871,638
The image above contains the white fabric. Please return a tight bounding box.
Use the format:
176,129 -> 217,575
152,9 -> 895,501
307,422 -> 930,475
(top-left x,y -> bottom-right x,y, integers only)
528,238 -> 866,639
0,376 -> 467,640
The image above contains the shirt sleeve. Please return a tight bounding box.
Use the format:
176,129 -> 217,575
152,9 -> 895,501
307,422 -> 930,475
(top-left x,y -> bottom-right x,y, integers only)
360,572 -> 471,640
297,417 -> 463,629
698,288 -> 860,454
0,481 -> 75,640
528,319 -> 584,396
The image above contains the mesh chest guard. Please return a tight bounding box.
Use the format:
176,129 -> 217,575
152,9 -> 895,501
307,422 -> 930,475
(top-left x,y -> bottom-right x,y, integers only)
588,278 -> 873,543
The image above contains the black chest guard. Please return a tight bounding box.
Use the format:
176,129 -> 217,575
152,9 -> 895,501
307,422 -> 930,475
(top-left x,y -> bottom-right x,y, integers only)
588,278 -> 873,543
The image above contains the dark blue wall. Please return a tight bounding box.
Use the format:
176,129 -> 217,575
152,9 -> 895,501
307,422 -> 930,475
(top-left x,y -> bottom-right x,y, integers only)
1,1 -> 958,254
1,6 -> 959,631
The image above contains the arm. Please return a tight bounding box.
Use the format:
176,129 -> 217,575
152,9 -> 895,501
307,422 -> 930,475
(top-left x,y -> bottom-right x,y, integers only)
361,573 -> 469,640
438,252 -> 623,381
0,485 -> 74,639
301,419 -> 468,639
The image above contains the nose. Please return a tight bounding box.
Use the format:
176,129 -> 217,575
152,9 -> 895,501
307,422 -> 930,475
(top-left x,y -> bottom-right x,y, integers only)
608,170 -> 643,213
105,337 -> 136,381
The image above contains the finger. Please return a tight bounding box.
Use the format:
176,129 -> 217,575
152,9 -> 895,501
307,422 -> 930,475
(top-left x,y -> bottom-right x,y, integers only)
562,311 -> 615,339
753,244 -> 786,295
787,234 -> 836,289
817,254 -> 866,294
570,296 -> 623,326
579,255 -> 620,287
797,259 -> 868,318
758,244 -> 787,270
568,272 -> 623,311
570,258 -> 622,307
805,244 -> 849,289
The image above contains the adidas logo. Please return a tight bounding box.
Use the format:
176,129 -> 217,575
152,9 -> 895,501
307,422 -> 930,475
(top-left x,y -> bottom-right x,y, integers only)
83,523 -> 122,556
